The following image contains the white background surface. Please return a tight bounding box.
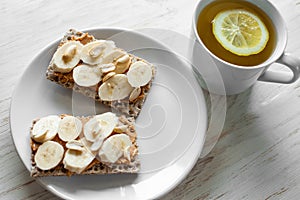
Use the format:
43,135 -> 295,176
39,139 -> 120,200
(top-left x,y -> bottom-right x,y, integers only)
1,0 -> 300,199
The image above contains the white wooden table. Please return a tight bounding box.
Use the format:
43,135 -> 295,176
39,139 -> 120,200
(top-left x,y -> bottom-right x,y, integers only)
1,0 -> 300,199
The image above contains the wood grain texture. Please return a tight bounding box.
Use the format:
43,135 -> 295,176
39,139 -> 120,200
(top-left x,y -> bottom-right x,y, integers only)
1,0 -> 300,199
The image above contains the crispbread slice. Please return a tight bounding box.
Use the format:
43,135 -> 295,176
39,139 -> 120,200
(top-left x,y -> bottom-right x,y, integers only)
30,114 -> 140,177
46,29 -> 155,118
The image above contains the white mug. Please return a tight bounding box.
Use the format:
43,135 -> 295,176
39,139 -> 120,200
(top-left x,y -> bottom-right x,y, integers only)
192,0 -> 300,95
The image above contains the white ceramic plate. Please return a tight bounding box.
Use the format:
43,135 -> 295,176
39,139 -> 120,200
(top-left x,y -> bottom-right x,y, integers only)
10,28 -> 207,199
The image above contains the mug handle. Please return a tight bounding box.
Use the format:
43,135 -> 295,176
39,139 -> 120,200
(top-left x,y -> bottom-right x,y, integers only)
258,52 -> 300,83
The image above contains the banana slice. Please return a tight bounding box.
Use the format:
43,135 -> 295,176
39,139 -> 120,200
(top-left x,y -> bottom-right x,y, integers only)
98,134 -> 132,163
31,115 -> 61,143
34,141 -> 64,170
58,116 -> 82,142
98,74 -> 133,101
127,61 -> 152,87
83,112 -> 118,143
63,140 -> 95,174
73,64 -> 102,87
53,41 -> 83,73
80,40 -> 115,65
102,49 -> 126,64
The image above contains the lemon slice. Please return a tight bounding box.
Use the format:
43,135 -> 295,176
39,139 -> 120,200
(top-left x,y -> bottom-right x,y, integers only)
212,9 -> 269,56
